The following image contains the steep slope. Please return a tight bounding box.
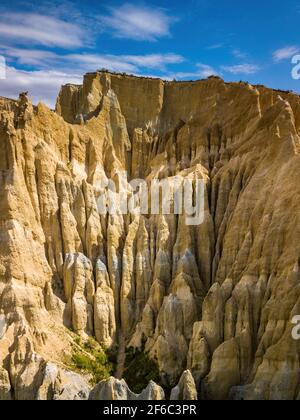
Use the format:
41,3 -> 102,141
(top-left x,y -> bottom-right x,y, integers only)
1,72 -> 300,400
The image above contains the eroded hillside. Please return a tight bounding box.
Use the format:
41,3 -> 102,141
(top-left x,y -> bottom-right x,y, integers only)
1,72 -> 300,400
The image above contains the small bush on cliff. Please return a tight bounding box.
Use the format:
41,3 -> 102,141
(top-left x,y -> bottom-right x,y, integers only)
71,337 -> 113,385
123,346 -> 160,394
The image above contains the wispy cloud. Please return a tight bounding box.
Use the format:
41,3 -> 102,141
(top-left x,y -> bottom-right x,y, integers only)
65,54 -> 138,73
122,53 -> 184,70
206,43 -> 224,50
1,48 -> 184,73
0,51 -> 184,107
197,64 -> 218,77
273,45 -> 299,62
221,64 -> 260,75
232,49 -> 247,59
99,3 -> 176,41
66,53 -> 183,73
0,66 -> 82,107
0,13 -> 86,48
0,47 -> 58,67
166,63 -> 218,80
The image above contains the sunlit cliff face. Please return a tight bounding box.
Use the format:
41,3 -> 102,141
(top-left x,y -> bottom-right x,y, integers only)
1,72 -> 300,400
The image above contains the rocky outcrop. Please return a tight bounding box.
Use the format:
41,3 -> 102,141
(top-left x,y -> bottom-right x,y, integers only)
170,370 -> 197,400
0,367 -> 12,400
89,377 -> 165,401
63,253 -> 95,336
1,74 -> 300,400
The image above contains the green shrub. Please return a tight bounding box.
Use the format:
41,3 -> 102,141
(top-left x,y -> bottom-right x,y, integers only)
71,337 -> 113,385
123,347 -> 160,394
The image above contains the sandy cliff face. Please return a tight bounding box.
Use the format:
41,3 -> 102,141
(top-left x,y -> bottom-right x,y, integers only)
1,72 -> 300,400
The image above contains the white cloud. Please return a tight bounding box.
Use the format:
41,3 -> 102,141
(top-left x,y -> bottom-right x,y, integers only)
122,53 -> 184,70
164,71 -> 198,80
221,64 -> 260,74
65,52 -> 184,73
1,48 -> 184,73
0,51 -> 184,107
100,4 -> 176,41
0,47 -> 58,67
0,66 -> 82,108
166,64 -> 218,80
0,13 -> 86,48
232,49 -> 247,59
197,64 -> 218,78
206,44 -> 224,50
273,46 -> 299,62
65,54 -> 138,73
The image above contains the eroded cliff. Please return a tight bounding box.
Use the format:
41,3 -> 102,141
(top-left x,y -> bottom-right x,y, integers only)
1,72 -> 300,400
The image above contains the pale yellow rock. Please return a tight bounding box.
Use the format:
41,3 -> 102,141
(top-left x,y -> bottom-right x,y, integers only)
94,259 -> 116,348
170,370 -> 198,400
63,253 -> 95,335
1,72 -> 300,400
0,367 -> 12,400
89,377 -> 165,400
187,323 -> 211,386
203,338 -> 241,400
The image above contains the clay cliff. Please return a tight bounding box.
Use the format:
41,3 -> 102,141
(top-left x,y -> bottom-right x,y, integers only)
1,71 -> 300,400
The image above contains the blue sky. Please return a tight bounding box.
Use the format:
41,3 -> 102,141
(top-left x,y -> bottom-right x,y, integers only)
0,0 -> 300,107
